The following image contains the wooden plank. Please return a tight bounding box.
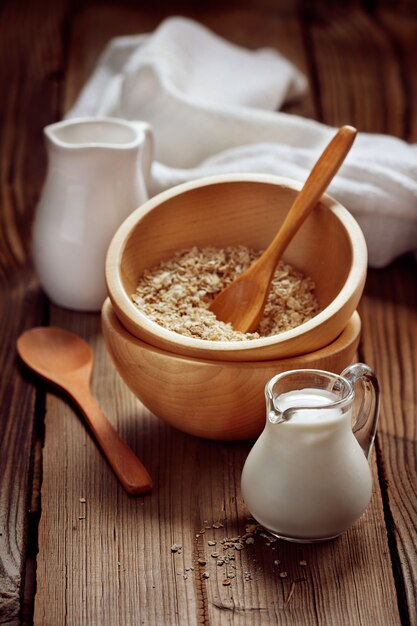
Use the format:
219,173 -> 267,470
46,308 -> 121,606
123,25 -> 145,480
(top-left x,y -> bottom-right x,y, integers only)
34,312 -> 402,626
359,258 -> 417,626
309,7 -> 417,624
306,5 -> 405,134
0,0 -> 69,623
377,9 -> 417,141
0,285 -> 42,626
32,4 -> 408,625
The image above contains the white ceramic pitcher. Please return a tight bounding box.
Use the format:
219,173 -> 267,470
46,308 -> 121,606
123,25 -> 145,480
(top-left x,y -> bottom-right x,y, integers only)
32,117 -> 153,311
241,364 -> 380,543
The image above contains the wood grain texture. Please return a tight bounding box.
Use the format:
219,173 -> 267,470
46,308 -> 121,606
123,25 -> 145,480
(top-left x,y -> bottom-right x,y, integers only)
105,176 -> 366,362
33,4 -> 410,626
16,328 -> 153,495
306,6 -> 406,134
309,9 -> 417,624
34,309 -> 400,626
0,1 -> 416,625
359,258 -> 417,625
377,8 -> 417,142
101,300 -> 361,440
0,285 -> 42,626
30,289 -> 417,626
0,0 -> 68,622
208,127 -> 357,332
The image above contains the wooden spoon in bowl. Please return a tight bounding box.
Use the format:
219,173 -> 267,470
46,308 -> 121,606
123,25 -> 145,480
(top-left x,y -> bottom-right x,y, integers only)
17,326 -> 152,495
209,125 -> 357,333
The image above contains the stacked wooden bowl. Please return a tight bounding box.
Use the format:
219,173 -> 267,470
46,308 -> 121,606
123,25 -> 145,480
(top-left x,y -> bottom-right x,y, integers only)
103,174 -> 367,439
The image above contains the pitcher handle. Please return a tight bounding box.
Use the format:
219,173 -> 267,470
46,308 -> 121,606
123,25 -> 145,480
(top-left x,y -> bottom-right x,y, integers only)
341,363 -> 380,460
131,121 -> 154,199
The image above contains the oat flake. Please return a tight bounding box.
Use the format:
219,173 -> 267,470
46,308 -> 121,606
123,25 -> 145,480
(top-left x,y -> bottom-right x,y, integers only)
131,246 -> 319,341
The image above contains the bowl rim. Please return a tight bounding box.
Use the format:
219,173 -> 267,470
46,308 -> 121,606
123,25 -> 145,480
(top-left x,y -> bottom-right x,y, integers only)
103,297 -> 361,368
106,173 -> 367,354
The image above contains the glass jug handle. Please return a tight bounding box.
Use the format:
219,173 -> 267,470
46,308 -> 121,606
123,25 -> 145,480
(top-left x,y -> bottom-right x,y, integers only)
341,363 -> 380,460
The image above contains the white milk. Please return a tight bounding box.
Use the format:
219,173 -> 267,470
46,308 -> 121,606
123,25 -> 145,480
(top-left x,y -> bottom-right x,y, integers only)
272,387 -> 342,424
241,386 -> 373,542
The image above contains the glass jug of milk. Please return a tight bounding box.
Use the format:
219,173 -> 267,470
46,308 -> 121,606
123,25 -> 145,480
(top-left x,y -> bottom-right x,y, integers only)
241,364 -> 380,543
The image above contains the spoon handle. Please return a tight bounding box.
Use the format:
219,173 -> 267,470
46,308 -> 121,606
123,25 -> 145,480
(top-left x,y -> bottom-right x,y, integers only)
73,385 -> 152,495
209,125 -> 357,333
265,125 -> 357,271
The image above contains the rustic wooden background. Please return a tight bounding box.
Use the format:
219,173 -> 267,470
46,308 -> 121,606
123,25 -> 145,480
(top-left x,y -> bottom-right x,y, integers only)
0,0 -> 416,625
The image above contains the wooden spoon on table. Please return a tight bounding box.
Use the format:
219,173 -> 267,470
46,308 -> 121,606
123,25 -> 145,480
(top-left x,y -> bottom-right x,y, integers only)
209,125 -> 357,333
17,326 -> 152,495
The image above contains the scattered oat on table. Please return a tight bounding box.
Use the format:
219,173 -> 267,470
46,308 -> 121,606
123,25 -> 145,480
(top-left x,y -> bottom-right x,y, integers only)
172,519 -> 295,587
171,543 -> 182,553
131,246 -> 319,341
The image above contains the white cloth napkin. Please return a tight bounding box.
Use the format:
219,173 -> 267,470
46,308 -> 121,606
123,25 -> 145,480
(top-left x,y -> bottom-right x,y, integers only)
67,16 -> 417,267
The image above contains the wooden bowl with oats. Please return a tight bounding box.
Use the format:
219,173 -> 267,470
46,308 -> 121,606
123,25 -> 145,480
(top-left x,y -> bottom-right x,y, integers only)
105,173 -> 367,362
102,299 -> 361,440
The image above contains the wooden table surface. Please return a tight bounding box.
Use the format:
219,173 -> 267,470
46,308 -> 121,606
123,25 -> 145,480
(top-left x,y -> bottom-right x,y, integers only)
1,1 -> 416,625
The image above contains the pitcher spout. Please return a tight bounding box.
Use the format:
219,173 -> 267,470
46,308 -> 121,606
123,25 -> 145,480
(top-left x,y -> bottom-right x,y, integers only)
44,116 -> 149,151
